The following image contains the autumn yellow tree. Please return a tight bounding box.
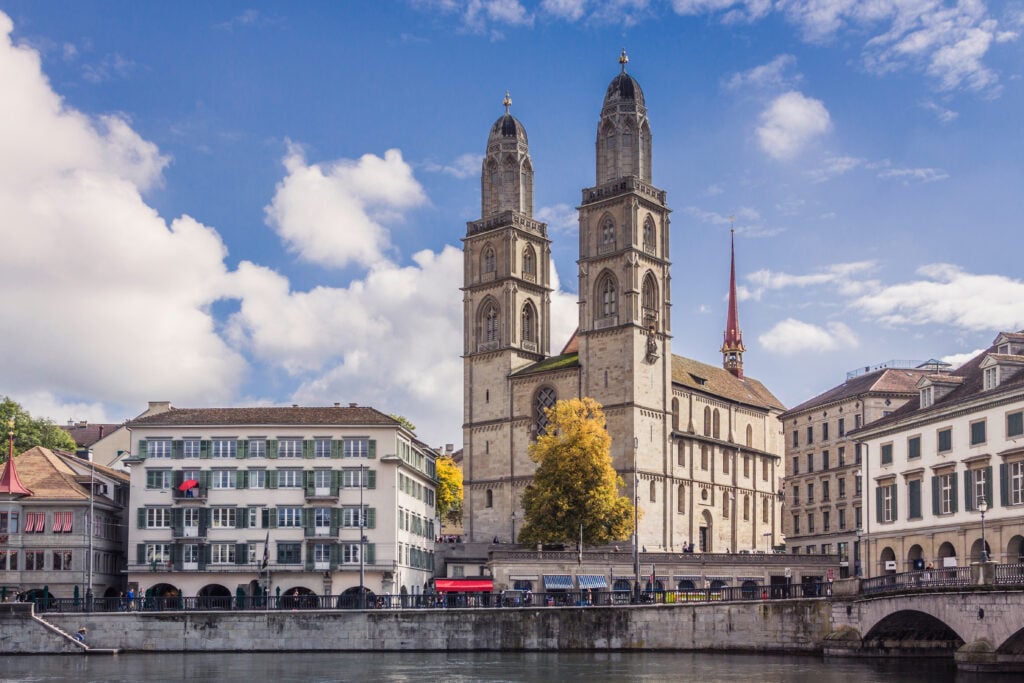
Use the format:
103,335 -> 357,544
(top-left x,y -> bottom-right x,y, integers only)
435,455 -> 464,526
517,397 -> 634,546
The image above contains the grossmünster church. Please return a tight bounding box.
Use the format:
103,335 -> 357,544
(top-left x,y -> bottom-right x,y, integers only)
462,52 -> 786,554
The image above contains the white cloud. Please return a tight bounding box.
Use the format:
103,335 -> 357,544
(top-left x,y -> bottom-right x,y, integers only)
852,264 -> 1024,331
81,52 -> 134,83
673,0 -> 772,23
423,152 -> 483,179
808,155 -> 863,183
875,165 -> 949,184
759,318 -> 859,355
724,54 -> 801,92
541,0 -> 587,21
756,91 -> 831,160
0,12 -> 246,410
264,143 -> 427,269
921,99 -> 959,123
746,261 -> 876,299
536,203 -> 578,233
941,348 -> 986,369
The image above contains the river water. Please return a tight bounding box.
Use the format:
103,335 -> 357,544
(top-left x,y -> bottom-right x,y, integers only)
0,651 -> 994,682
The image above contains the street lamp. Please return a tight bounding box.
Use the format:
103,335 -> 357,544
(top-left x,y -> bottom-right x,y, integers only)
511,510 -> 516,544
855,527 -> 863,577
978,496 -> 989,562
633,436 -> 640,604
762,530 -> 772,553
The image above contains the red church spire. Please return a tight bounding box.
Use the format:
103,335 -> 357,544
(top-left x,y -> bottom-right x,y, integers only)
0,419 -> 32,496
721,228 -> 746,378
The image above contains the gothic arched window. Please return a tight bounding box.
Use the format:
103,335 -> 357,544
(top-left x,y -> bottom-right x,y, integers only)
521,301 -> 536,343
642,273 -> 658,323
703,406 -> 711,436
743,495 -> 750,521
534,386 -> 557,436
649,480 -> 657,503
677,484 -> 685,513
480,301 -> 500,344
713,409 -> 721,439
483,246 -> 496,274
746,425 -> 753,447
485,489 -> 493,508
762,497 -> 769,522
671,398 -> 680,431
598,274 -> 617,318
522,246 -> 536,277
601,216 -> 616,247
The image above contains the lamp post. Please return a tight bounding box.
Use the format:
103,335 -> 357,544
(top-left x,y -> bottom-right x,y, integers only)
855,527 -> 863,577
633,436 -> 640,604
359,463 -> 366,609
510,510 -> 516,545
762,530 -> 772,553
978,496 -> 989,562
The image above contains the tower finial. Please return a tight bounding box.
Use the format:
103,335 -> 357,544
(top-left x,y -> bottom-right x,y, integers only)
503,90 -> 512,115
721,228 -> 746,378
619,48 -> 629,72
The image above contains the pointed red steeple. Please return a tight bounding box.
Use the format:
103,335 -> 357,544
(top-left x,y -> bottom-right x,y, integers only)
1,421 -> 32,496
721,229 -> 746,378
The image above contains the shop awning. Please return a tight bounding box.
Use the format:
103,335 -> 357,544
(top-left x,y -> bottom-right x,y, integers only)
542,575 -> 573,590
434,579 -> 493,592
576,575 -> 608,589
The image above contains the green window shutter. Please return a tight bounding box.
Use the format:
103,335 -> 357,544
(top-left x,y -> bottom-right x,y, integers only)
367,470 -> 376,490
172,470 -> 184,490
305,547 -> 314,571
172,508 -> 183,536
368,440 -> 377,459
267,439 -> 278,459
172,441 -> 183,460
261,509 -> 270,529
199,508 -> 209,536
964,470 -> 975,511
305,470 -> 315,497
331,470 -> 340,496
137,440 -> 147,459
138,508 -> 147,529
890,484 -> 897,521
236,510 -> 246,529
366,508 -> 376,529
269,508 -> 278,528
171,543 -> 182,571
950,472 -> 959,513
200,440 -> 211,459
331,440 -> 341,459
303,440 -> 314,459
235,543 -> 248,565
330,509 -> 340,536
908,480 -> 921,519
1001,464 -> 1009,506
366,543 -> 375,566
238,471 -> 248,489
137,544 -> 146,564
198,544 -> 209,570
268,470 -> 278,488
985,466 -> 994,507
330,543 -> 339,569
932,476 -> 940,516
875,487 -> 883,524
199,470 -> 211,491
304,509 -> 315,537
236,441 -> 247,459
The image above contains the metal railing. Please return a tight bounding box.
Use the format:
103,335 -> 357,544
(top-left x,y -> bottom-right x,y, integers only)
30,583 -> 818,615
994,562 -> 1024,585
861,566 -> 972,595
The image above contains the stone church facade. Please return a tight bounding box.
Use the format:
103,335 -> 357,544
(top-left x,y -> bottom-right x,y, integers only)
462,54 -> 786,553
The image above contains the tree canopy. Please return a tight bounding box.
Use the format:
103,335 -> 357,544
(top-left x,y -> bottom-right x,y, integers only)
1,396 -> 78,458
389,414 -> 417,432
517,397 -> 635,546
435,454 -> 464,526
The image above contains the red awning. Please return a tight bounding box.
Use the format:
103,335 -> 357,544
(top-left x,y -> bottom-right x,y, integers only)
435,579 -> 493,592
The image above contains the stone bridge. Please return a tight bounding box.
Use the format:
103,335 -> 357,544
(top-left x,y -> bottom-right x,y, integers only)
827,588 -> 1024,672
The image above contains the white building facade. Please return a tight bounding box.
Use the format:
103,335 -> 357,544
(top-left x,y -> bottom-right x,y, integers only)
854,332 -> 1024,577
125,404 -> 439,604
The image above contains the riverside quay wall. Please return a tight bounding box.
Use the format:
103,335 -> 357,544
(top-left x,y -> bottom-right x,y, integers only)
3,601 -> 831,654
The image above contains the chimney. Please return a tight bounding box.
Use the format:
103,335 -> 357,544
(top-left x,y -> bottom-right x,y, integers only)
98,426 -> 104,439
334,402 -> 340,407
445,444 -> 454,453
349,403 -> 357,408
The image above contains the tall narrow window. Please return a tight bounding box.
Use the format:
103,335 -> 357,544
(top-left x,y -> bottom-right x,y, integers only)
521,302 -> 536,344
522,246 -> 536,277
483,303 -> 499,343
535,387 -> 557,436
601,217 -> 616,247
600,276 -> 617,317
642,216 -> 655,252
483,247 -> 496,274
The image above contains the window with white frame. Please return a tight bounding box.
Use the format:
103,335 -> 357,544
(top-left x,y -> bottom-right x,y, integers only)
314,508 -> 331,532
313,543 -> 331,567
277,507 -> 302,527
1009,411 -> 1024,438
211,543 -> 235,564
146,544 -> 171,564
314,438 -> 332,458
940,473 -> 953,514
183,439 -> 200,459
341,507 -> 365,528
341,543 -> 361,564
278,469 -> 303,488
342,468 -> 367,488
211,508 -> 237,528
974,468 -> 988,507
882,485 -> 894,522
278,438 -> 302,458
920,386 -> 934,408
182,544 -> 199,566
148,439 -> 171,458
984,366 -> 999,390
277,542 -> 301,564
248,469 -> 266,489
183,507 -> 200,530
248,439 -> 266,458
212,439 -> 236,459
146,508 -> 172,529
146,470 -> 171,489
247,507 -> 260,529
344,438 -> 369,459
211,470 -> 236,489
1011,461 -> 1024,505
53,549 -> 73,570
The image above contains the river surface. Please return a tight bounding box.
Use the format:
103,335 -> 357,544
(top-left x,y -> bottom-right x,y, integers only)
0,651 -> 1006,682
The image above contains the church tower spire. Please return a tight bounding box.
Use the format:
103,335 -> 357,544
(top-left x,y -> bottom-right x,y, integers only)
721,228 -> 745,378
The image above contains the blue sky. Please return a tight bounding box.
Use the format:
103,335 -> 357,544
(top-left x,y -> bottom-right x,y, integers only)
1,1 -> 1022,448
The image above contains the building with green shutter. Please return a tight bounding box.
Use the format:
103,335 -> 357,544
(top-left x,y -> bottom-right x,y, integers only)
124,403 -> 439,605
852,331 -> 1024,578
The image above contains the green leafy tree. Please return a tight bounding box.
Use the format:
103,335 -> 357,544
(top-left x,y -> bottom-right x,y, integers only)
435,455 -> 464,526
518,397 -> 635,546
0,396 -> 78,458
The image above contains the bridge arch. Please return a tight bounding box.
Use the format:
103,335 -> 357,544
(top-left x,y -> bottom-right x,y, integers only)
998,625 -> 1024,655
862,609 -> 964,654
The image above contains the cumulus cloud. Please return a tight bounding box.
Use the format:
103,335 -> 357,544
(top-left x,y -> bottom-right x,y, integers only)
747,261 -> 877,299
423,152 -> 483,179
536,203 -> 578,233
673,0 -> 772,24
264,143 -> 427,269
941,348 -> 986,369
541,0 -> 587,21
756,91 -> 831,160
759,318 -> 859,355
724,54 -> 801,92
808,155 -> 864,183
851,264 -> 1024,331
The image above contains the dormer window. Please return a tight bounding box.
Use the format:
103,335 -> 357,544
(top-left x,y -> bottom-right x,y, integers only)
984,366 -> 1000,390
920,386 -> 933,408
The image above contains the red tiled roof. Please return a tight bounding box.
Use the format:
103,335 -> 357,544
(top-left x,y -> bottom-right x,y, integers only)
671,355 -> 784,411
782,368 -> 930,417
127,405 -> 401,428
61,423 -> 122,448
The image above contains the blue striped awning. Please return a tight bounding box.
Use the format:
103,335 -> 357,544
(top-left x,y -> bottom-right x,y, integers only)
576,575 -> 608,589
543,575 -> 573,590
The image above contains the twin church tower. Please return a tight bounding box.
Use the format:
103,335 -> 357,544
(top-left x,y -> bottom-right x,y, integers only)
462,52 -> 785,553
